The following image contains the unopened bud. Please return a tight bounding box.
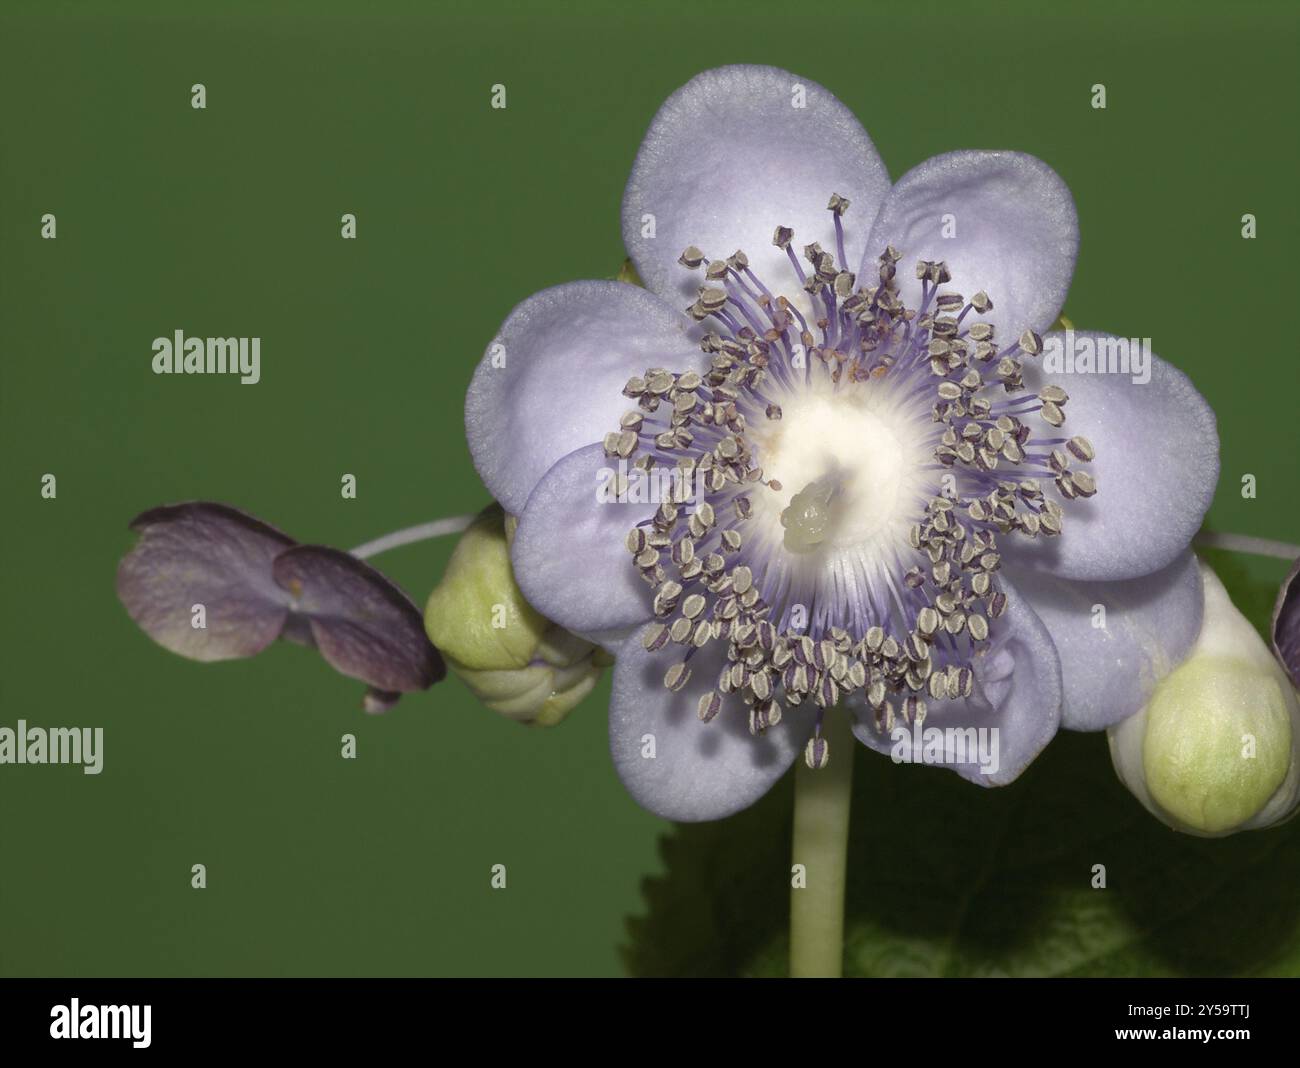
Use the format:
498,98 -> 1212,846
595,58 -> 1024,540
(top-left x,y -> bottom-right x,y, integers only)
1109,563 -> 1300,836
424,505 -> 609,726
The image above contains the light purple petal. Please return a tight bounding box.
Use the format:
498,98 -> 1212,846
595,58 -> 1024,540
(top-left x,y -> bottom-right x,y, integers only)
862,150 -> 1077,339
465,281 -> 700,515
610,625 -> 817,821
623,64 -> 890,305
1006,333 -> 1219,581
850,580 -> 1062,786
572,622 -> 640,658
1273,556 -> 1300,689
512,443 -> 657,635
1008,551 -> 1203,731
272,546 -> 444,692
116,502 -> 294,661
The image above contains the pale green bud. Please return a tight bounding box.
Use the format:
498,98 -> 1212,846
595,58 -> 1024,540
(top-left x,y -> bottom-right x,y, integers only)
424,505 -> 610,726
1109,562 -> 1300,836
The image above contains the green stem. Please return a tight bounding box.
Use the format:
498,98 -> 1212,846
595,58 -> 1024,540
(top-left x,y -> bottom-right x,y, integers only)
789,708 -> 855,978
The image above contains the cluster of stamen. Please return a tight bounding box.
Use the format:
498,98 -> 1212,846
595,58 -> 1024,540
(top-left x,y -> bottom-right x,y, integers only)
603,195 -> 1096,770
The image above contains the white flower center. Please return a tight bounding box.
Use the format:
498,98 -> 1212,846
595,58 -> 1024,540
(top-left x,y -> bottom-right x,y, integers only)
750,377 -> 934,559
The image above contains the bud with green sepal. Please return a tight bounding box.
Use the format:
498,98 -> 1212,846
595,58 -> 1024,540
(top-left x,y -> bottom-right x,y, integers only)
424,505 -> 610,726
1109,561 -> 1300,836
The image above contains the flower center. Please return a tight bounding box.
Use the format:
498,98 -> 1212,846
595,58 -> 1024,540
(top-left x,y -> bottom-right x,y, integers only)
606,194 -> 1096,770
755,376 -> 934,554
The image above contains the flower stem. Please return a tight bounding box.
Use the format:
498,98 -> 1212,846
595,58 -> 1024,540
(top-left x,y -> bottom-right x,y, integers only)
1194,530 -> 1299,562
790,708 -> 855,978
349,514 -> 476,560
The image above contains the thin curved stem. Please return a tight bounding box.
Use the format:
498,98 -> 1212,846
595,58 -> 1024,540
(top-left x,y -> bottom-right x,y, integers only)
790,708 -> 855,978
1194,531 -> 1299,562
349,514 -> 476,560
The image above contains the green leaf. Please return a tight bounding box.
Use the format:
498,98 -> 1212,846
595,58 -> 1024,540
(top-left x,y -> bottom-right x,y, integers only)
623,559 -> 1300,977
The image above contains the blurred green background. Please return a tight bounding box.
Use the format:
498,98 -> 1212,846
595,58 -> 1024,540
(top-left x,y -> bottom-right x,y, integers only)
1,0 -> 1296,976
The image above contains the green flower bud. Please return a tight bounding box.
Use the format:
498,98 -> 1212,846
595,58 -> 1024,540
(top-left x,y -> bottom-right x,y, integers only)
1109,562 -> 1300,836
424,505 -> 610,726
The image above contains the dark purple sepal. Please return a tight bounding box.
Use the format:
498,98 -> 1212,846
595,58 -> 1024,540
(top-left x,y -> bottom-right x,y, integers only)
116,502 -> 295,661
363,688 -> 403,714
272,545 -> 446,693
1272,556 -> 1300,689
118,502 -> 446,706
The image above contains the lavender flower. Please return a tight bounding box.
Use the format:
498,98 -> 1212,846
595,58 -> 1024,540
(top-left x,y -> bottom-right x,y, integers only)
465,65 -> 1219,821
